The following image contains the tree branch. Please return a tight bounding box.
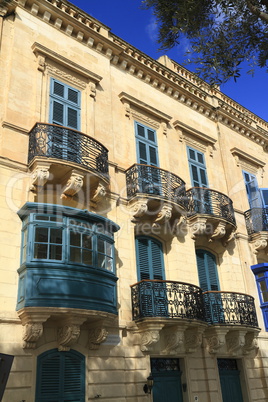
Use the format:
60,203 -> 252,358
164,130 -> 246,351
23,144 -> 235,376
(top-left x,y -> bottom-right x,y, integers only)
246,0 -> 268,23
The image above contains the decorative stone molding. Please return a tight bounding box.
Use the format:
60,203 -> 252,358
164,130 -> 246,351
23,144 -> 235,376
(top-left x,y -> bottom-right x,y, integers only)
163,329 -> 185,355
175,215 -> 188,236
58,324 -> 81,351
242,331 -> 259,355
140,330 -> 161,352
185,327 -> 205,353
152,203 -> 173,227
131,198 -> 148,220
61,170 -> 84,199
22,322 -> 44,349
250,233 -> 268,254
91,182 -> 107,204
226,330 -> 246,355
209,221 -> 226,242
189,217 -> 208,239
230,147 -> 265,173
204,328 -> 228,354
88,327 -> 108,350
30,163 -> 50,192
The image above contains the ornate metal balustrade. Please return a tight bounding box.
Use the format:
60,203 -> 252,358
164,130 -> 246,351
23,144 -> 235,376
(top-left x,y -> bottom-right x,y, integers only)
203,291 -> 259,327
126,164 -> 186,207
244,208 -> 268,235
131,280 -> 205,321
186,187 -> 236,226
28,123 -> 109,175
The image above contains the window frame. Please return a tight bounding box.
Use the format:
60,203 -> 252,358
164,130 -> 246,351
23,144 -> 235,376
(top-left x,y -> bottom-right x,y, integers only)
187,146 -> 209,188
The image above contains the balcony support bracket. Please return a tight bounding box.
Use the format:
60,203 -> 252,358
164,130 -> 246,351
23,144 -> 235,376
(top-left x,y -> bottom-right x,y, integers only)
61,170 -> 84,199
88,326 -> 108,350
136,322 -> 165,352
30,163 -> 51,193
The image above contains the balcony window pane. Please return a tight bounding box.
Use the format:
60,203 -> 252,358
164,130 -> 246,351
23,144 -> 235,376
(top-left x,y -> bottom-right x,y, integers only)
82,234 -> 92,249
35,227 -> 48,243
49,245 -> 62,260
70,247 -> 81,263
83,250 -> 93,265
34,243 -> 48,259
70,231 -> 80,246
50,228 -> 62,244
106,257 -> 113,272
98,238 -> 105,254
259,280 -> 268,303
98,254 -> 105,269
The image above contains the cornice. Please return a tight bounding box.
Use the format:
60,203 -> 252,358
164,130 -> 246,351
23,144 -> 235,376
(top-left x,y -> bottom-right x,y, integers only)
230,147 -> 265,168
173,120 -> 217,146
11,0 -> 268,149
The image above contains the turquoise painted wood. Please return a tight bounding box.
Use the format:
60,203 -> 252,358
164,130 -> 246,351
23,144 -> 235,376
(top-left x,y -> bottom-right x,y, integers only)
219,370 -> 244,402
36,349 -> 85,402
152,372 -> 183,402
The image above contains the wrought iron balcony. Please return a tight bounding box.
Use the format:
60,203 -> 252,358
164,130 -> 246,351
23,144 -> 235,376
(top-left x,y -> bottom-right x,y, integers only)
186,187 -> 236,226
131,280 -> 205,321
28,123 -> 109,176
126,164 -> 186,207
244,208 -> 268,235
203,291 -> 259,327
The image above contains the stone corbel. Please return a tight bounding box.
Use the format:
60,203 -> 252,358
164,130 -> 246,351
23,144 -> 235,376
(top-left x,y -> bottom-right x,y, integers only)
90,182 -> 107,205
131,198 -> 148,220
30,163 -> 50,192
175,215 -> 188,237
61,170 -> 84,199
137,323 -> 165,352
204,328 -> 228,354
222,228 -> 236,247
18,311 -> 51,349
189,217 -> 208,239
162,325 -> 187,355
185,326 -> 206,353
251,235 -> 268,254
242,331 -> 259,355
226,330 -> 246,355
58,324 -> 81,351
152,203 -> 173,227
209,221 -> 226,242
88,327 -> 108,350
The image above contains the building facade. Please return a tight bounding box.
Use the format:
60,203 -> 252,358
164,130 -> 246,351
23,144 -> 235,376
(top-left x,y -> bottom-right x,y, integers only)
1,0 -> 268,401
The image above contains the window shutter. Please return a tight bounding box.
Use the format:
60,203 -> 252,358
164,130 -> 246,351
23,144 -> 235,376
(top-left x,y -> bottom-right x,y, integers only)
243,171 -> 261,208
151,240 -> 164,280
196,250 -> 219,291
52,101 -> 64,125
67,107 -> 78,129
36,349 -> 85,402
187,147 -> 208,188
135,122 -> 159,167
136,237 -> 150,280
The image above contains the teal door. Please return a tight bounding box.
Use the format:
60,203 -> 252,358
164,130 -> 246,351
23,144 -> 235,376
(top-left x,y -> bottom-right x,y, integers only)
151,358 -> 183,402
218,359 -> 244,402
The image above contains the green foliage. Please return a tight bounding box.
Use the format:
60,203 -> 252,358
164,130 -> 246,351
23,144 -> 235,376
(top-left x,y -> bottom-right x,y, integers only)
141,0 -> 268,84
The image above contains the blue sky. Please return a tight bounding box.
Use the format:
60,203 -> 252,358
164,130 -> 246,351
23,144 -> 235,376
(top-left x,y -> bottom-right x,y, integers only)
71,0 -> 268,122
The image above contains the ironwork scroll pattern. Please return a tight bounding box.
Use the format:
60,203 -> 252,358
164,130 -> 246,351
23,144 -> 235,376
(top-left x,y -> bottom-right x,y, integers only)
203,291 -> 258,327
125,164 -> 186,208
28,123 -> 109,175
244,207 -> 268,235
131,280 -> 205,321
186,187 -> 236,226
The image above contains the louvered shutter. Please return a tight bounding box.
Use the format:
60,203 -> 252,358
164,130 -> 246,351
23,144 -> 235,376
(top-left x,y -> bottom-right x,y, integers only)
151,240 -> 164,280
136,237 -> 150,280
36,349 -> 85,402
187,147 -> 208,188
196,250 -> 219,291
136,237 -> 165,280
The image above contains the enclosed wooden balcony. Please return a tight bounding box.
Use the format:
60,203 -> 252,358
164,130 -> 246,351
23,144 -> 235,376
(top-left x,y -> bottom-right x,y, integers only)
27,123 -> 109,203
186,187 -> 236,244
125,164 -> 187,225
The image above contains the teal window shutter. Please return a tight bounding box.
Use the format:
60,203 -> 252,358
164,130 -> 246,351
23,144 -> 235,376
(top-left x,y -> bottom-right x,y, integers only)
136,236 -> 165,281
36,349 -> 85,402
50,78 -> 81,130
135,122 -> 159,166
187,146 -> 208,187
196,249 -> 220,291
243,171 -> 262,208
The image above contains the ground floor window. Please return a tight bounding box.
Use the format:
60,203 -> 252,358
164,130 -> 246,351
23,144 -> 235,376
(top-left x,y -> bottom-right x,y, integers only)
35,349 -> 85,402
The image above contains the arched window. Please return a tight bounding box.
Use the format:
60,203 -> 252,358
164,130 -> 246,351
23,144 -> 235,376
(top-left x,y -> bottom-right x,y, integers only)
195,249 -> 220,292
36,349 -> 85,402
135,236 -> 165,281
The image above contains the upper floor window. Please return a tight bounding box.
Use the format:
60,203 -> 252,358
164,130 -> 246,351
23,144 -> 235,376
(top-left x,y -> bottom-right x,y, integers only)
251,263 -> 268,331
50,78 -> 81,130
187,146 -> 208,188
195,249 -> 220,291
19,203 -> 118,273
135,121 -> 159,166
135,236 -> 165,281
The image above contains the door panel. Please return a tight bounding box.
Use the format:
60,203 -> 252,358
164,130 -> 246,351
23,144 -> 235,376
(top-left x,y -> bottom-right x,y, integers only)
218,359 -> 244,402
153,375 -> 183,402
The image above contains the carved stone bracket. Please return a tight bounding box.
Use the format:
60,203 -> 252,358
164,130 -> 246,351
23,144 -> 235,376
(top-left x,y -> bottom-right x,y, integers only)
222,229 -> 236,247
18,311 -> 51,349
250,233 -> 268,254
137,323 -> 165,352
175,215 -> 188,237
58,324 -> 81,351
185,326 -> 206,353
189,217 -> 208,239
90,182 -> 107,206
162,326 -> 186,355
88,327 -> 108,350
61,170 -> 84,199
209,221 -> 226,242
30,163 -> 50,192
204,328 -> 228,354
152,203 -> 173,227
242,331 -> 259,355
226,330 -> 246,355
131,198 -> 148,220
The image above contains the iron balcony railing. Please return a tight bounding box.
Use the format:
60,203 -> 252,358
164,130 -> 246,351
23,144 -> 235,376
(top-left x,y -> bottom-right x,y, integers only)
125,164 -> 187,207
28,123 -> 109,176
203,291 -> 259,327
186,187 -> 236,226
131,280 -> 206,321
244,207 -> 268,235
